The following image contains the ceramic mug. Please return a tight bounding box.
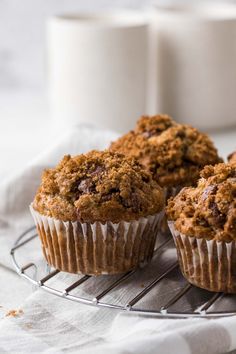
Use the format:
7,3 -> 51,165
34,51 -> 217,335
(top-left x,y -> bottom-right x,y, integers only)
47,11 -> 148,133
148,2 -> 236,130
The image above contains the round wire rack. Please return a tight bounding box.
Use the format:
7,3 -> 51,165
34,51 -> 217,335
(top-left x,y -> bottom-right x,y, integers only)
10,226 -> 236,318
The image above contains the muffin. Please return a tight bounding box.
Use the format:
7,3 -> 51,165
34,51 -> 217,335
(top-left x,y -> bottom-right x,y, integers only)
228,150 -> 236,164
166,162 -> 236,293
110,114 -> 222,197
30,150 -> 164,275
110,114 -> 221,237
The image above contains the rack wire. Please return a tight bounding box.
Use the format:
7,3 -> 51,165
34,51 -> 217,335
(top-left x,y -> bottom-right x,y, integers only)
10,227 -> 236,318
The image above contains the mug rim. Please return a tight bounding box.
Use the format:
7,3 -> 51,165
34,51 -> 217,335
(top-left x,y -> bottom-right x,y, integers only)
49,10 -> 149,28
153,2 -> 236,22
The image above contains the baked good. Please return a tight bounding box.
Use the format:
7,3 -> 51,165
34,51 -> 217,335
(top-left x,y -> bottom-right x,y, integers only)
228,150 -> 236,164
166,162 -> 236,293
110,114 -> 222,237
31,150 -> 164,275
110,114 -> 222,190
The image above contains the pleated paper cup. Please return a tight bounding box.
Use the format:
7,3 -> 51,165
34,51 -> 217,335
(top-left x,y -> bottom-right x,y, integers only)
168,221 -> 236,293
30,205 -> 162,275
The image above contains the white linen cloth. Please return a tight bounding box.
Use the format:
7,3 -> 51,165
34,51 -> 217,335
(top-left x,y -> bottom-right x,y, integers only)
0,125 -> 236,354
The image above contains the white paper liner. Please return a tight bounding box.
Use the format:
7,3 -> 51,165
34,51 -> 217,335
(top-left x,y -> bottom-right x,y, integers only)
168,221 -> 236,293
30,205 -> 162,275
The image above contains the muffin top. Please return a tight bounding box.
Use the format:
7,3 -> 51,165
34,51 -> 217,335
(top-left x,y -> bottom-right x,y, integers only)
166,163 -> 236,241
33,150 -> 164,223
228,150 -> 236,164
110,115 -> 222,187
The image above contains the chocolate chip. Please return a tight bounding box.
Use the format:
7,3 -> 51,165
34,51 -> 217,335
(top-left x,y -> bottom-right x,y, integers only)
77,178 -> 95,194
202,185 -> 217,201
131,193 -> 142,213
110,188 -> 120,194
100,194 -> 112,202
209,201 -> 225,226
142,131 -> 157,138
72,166 -> 104,197
90,165 -> 104,177
142,175 -> 150,183
230,170 -> 236,178
176,130 -> 185,139
121,192 -> 141,213
100,188 -> 120,202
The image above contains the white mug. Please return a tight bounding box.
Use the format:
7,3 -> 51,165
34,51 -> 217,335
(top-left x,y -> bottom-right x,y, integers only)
47,12 -> 148,133
149,2 -> 236,130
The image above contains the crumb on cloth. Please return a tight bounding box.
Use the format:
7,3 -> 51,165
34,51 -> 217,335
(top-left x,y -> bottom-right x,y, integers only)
5,309 -> 24,318
24,323 -> 33,329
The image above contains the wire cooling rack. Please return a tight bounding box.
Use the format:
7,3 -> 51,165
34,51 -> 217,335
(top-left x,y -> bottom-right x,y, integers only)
10,226 -> 236,318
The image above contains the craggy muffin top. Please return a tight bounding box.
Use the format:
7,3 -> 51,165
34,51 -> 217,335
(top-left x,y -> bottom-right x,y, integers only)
33,150 -> 164,223
110,115 -> 222,187
166,163 -> 236,241
228,151 -> 236,164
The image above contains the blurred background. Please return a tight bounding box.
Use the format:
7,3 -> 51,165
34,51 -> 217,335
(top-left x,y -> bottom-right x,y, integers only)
1,0 -> 236,180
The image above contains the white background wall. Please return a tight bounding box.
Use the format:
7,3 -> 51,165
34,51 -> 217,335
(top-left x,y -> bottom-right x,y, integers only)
0,0 -> 153,92
0,0 -> 234,92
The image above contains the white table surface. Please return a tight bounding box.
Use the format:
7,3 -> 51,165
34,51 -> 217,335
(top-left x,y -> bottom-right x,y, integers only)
0,90 -> 236,312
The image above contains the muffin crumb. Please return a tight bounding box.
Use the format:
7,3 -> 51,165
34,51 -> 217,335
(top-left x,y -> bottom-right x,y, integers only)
6,309 -> 24,318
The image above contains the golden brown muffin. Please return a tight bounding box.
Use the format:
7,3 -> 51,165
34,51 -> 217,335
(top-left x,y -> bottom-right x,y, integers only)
228,150 -> 236,164
31,150 -> 164,275
110,115 -> 222,188
33,150 -> 164,223
167,162 -> 236,293
167,163 -> 236,241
